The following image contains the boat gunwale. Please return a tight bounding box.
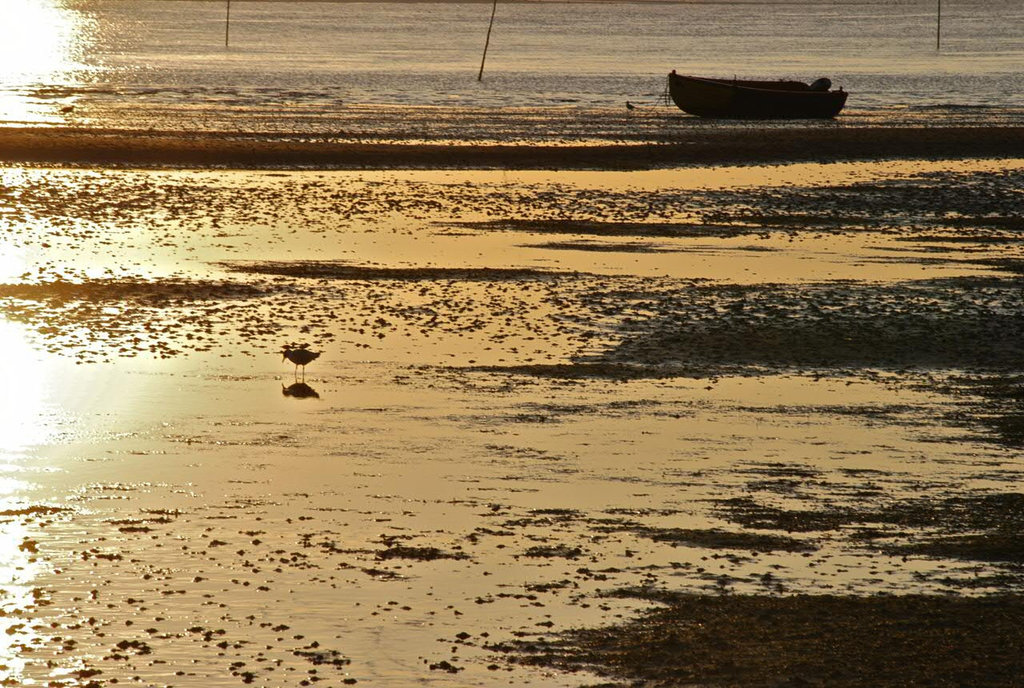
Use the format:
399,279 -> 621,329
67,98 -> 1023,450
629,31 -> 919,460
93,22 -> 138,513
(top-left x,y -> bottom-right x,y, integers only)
669,73 -> 841,96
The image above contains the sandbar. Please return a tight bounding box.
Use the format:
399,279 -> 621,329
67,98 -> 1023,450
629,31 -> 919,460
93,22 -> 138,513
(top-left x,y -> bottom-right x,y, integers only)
1,125 -> 1022,168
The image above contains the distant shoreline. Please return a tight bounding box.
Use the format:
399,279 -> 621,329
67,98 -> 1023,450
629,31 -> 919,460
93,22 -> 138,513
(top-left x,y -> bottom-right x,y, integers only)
2,126 -> 1022,170
161,1 -> 869,4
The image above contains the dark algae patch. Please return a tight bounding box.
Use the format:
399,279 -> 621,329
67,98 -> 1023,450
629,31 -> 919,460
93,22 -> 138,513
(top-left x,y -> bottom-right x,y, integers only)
716,491 -> 1024,565
877,493 -> 1024,564
454,219 -> 751,239
375,545 -> 470,561
220,261 -> 576,281
493,593 -> 1024,687
629,526 -> 815,553
936,374 -> 1024,448
597,277 -> 1024,372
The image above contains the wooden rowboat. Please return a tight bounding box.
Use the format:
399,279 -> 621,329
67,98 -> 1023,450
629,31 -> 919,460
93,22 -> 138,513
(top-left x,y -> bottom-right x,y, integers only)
667,71 -> 848,119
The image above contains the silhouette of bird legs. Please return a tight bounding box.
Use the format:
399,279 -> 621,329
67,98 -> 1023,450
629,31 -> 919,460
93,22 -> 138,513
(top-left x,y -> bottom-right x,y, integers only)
282,345 -> 320,382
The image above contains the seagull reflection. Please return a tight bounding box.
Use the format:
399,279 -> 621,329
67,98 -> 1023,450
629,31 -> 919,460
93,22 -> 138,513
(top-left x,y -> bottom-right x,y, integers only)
282,382 -> 319,399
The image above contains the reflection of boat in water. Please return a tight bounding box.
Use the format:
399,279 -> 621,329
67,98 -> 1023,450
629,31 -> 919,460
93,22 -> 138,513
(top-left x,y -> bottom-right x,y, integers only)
667,71 -> 848,119
282,382 -> 319,399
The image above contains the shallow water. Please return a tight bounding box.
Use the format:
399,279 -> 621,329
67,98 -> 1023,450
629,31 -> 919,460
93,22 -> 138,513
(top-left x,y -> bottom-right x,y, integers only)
7,357 -> 1008,686
2,0 -> 1022,137
1,159 -> 1024,685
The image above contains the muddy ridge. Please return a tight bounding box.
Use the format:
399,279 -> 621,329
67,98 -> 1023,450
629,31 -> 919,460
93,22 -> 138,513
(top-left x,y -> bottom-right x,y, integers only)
1,126 -> 1023,168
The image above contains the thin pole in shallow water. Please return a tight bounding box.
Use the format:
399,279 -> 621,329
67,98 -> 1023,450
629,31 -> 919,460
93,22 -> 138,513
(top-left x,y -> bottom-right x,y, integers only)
225,0 -> 231,47
478,0 -> 498,81
936,0 -> 941,50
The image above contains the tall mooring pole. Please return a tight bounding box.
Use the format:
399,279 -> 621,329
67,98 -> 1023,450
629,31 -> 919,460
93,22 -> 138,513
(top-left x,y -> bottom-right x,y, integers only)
225,0 -> 231,47
478,0 -> 498,81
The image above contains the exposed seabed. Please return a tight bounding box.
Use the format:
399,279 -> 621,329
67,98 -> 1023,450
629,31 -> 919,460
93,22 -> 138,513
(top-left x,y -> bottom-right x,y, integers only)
1,155 -> 1023,686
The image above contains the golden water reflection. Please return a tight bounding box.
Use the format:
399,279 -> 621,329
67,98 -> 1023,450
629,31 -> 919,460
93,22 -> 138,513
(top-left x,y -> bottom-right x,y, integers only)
0,0 -> 88,124
0,319 -> 55,460
0,518 -> 40,681
0,243 -> 31,284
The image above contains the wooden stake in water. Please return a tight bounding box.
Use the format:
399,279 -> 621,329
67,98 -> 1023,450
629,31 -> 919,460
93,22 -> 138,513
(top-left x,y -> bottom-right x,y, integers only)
478,0 -> 498,81
225,0 -> 231,47
936,0 -> 941,50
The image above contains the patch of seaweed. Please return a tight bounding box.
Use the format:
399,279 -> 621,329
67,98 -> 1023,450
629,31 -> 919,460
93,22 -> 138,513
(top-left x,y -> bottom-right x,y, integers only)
632,526 -> 815,553
716,497 -> 852,533
220,261 -> 575,281
889,532 -> 1024,563
599,277 -> 1024,372
944,216 -> 1024,232
491,593 -> 1024,687
716,492 -> 1024,564
936,374 -> 1024,448
0,278 -> 265,303
976,258 -> 1024,276
464,362 -> 743,381
522,545 -> 585,559
524,240 -> 680,253
449,219 -> 748,239
375,545 -> 470,561
0,506 -> 71,517
883,493 -> 1024,532
721,492 -> 1024,532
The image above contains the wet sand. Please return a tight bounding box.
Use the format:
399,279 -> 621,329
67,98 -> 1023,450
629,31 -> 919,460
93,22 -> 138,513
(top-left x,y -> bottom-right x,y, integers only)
2,125 -> 1024,168
1,157 -> 1023,686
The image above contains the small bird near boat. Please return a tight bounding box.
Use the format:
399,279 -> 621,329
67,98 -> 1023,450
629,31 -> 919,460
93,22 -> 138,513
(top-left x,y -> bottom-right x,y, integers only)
282,344 -> 320,381
626,100 -> 636,110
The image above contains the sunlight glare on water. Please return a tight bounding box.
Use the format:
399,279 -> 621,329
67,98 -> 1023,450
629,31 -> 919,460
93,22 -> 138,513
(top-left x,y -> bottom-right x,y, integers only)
0,243 -> 30,284
0,322 -> 48,682
0,519 -> 42,681
0,0 -> 88,124
0,320 -> 54,463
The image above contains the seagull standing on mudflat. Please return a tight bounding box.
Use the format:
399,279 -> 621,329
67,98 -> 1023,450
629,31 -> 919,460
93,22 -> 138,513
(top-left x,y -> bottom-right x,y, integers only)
282,345 -> 320,382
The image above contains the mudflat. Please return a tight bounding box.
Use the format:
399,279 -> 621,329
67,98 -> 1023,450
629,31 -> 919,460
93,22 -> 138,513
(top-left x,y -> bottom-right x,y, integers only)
1,157 -> 1023,687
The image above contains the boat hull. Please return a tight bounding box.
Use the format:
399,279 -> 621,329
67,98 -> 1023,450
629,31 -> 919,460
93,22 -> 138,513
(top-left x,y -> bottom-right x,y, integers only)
668,73 -> 848,119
